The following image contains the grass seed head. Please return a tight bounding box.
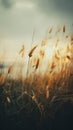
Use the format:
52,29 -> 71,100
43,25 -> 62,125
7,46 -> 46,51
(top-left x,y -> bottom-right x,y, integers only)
19,45 -> 25,57
8,65 -> 13,74
49,26 -> 53,34
35,58 -> 40,70
63,25 -> 66,32
29,45 -> 37,57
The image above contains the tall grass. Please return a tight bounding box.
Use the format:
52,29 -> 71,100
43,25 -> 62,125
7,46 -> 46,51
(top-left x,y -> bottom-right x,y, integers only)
0,25 -> 73,115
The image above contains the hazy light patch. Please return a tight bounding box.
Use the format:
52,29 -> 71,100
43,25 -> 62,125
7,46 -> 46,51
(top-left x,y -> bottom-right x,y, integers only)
0,0 -> 73,63
15,1 -> 35,9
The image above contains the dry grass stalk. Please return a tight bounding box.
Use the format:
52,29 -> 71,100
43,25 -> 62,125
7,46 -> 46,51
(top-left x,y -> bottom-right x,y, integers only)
51,62 -> 56,69
49,27 -> 53,33
55,53 -> 60,60
0,74 -> 5,85
66,55 -> 71,61
71,35 -> 73,41
41,40 -> 47,46
66,45 -> 71,53
48,76 -> 53,87
56,25 -> 61,33
46,85 -> 50,99
1,25 -> 73,96
19,45 -> 25,57
29,45 -> 37,57
8,65 -> 13,74
55,38 -> 59,47
7,97 -> 11,103
63,25 -> 66,32
35,58 -> 40,70
66,35 -> 69,38
32,95 -> 36,101
71,42 -> 73,45
39,50 -> 45,57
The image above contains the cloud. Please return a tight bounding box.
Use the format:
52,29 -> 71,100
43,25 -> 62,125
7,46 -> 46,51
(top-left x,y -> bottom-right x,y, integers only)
1,0 -> 14,8
0,0 -> 35,9
54,0 -> 73,14
37,0 -> 54,11
1,0 -> 73,16
32,0 -> 73,17
0,0 -> 73,59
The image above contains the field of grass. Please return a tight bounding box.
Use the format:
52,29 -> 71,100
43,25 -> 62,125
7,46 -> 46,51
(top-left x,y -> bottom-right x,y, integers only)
0,25 -> 73,130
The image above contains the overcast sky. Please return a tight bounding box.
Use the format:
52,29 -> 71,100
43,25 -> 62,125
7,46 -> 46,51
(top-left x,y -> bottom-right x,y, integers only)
0,0 -> 73,61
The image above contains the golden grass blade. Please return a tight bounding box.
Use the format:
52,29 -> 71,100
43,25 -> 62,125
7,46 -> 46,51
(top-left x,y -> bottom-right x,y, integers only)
46,85 -> 49,99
